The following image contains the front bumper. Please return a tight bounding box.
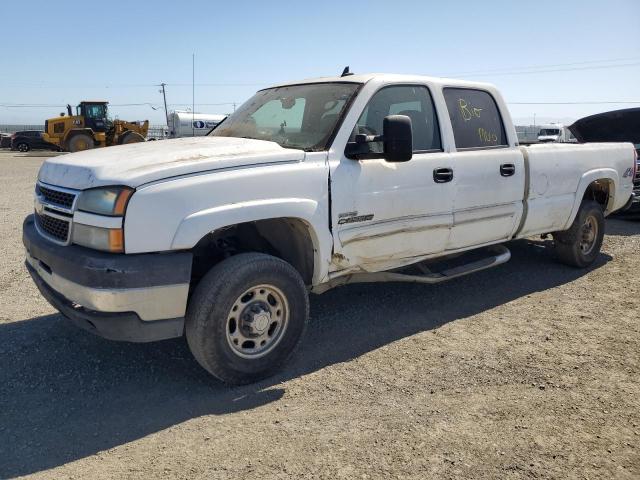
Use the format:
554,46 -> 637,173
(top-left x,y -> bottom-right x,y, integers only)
23,215 -> 192,342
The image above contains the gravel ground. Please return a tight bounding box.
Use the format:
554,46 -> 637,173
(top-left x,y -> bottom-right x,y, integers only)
0,149 -> 639,479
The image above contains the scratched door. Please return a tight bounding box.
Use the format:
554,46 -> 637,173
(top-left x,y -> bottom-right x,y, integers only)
330,84 -> 455,272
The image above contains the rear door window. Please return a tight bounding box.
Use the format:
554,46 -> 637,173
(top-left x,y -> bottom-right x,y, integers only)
443,88 -> 508,149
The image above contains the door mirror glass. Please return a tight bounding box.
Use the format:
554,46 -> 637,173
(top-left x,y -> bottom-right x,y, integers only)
383,115 -> 412,162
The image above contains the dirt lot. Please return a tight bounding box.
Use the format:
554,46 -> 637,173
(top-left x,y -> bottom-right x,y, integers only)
0,149 -> 638,479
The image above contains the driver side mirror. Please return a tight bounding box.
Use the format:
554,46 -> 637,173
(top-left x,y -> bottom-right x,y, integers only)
345,114 -> 413,162
382,115 -> 412,162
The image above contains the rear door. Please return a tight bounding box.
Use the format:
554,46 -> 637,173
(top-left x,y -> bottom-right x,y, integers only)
330,84 -> 455,270
442,88 -> 525,250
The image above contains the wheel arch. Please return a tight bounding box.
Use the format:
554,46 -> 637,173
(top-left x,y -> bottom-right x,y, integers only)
562,169 -> 618,229
172,199 -> 331,286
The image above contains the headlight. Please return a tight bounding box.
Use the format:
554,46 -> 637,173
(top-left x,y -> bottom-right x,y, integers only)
76,186 -> 133,216
73,186 -> 133,252
72,224 -> 124,253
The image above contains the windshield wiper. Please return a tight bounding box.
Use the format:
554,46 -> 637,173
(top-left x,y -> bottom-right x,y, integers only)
206,116 -> 228,135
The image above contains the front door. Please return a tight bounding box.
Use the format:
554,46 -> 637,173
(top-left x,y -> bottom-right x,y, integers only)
330,84 -> 455,272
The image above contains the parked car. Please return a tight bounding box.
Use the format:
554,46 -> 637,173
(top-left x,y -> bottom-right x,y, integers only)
10,130 -> 58,152
569,108 -> 640,215
24,73 -> 636,384
0,133 -> 13,148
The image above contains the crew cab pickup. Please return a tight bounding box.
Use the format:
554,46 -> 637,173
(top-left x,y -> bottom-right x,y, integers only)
23,73 -> 637,384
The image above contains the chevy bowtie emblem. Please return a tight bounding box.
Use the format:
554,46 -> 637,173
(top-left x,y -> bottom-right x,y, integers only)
34,198 -> 44,215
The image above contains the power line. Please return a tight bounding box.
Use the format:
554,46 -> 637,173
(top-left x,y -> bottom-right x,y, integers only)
2,58 -> 640,90
4,100 -> 640,110
455,62 -> 640,77
441,56 -> 640,77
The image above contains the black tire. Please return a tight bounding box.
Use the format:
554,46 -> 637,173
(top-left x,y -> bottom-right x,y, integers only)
68,134 -> 94,153
17,142 -> 30,152
186,253 -> 309,384
119,131 -> 145,145
553,200 -> 605,268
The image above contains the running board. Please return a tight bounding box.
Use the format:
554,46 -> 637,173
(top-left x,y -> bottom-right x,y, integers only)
313,245 -> 511,293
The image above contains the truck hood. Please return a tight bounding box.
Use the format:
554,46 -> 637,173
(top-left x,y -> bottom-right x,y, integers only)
37,136 -> 305,190
569,108 -> 640,145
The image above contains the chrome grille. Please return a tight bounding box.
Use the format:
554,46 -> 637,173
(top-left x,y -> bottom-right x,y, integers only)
34,182 -> 78,245
36,212 -> 70,242
37,184 -> 76,209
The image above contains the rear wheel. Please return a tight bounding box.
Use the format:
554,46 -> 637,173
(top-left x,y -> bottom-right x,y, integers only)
16,142 -> 30,152
68,134 -> 94,153
186,253 -> 309,384
119,131 -> 145,145
553,200 -> 605,267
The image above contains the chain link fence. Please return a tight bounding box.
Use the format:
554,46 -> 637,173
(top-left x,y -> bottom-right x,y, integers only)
0,125 -> 44,133
0,124 -> 168,138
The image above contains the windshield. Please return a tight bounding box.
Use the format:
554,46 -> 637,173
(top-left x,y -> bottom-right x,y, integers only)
539,129 -> 560,136
210,83 -> 361,151
78,104 -> 108,119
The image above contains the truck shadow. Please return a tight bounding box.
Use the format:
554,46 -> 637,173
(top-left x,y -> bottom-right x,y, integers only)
0,239 -> 612,477
605,217 -> 640,236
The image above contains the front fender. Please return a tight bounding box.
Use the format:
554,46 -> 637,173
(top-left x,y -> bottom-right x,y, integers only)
170,198 -> 333,284
562,168 -> 618,229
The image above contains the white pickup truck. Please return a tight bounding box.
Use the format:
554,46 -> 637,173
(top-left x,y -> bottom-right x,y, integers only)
24,73 -> 637,384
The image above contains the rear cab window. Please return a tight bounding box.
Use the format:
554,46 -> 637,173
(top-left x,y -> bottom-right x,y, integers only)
443,88 -> 507,150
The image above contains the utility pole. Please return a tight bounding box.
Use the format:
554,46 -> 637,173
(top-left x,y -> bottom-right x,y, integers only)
192,53 -> 195,137
159,83 -> 169,129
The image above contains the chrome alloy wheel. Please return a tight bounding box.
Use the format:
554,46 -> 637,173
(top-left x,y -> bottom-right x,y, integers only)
579,214 -> 599,255
226,284 -> 289,359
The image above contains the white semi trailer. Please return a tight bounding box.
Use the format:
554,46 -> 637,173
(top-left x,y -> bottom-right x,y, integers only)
168,111 -> 226,138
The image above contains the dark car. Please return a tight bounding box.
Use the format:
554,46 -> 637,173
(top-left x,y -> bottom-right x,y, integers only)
569,108 -> 640,215
0,133 -> 12,148
10,130 -> 58,153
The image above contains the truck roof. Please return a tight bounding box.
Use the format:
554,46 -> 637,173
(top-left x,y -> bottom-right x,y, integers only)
267,73 -> 497,91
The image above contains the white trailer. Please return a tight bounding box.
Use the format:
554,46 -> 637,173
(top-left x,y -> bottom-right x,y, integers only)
168,111 -> 226,138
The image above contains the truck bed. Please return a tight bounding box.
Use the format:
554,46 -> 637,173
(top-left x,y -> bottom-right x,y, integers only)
516,142 -> 635,238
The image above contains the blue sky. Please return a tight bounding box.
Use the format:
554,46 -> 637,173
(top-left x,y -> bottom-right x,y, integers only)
1,0 -> 639,125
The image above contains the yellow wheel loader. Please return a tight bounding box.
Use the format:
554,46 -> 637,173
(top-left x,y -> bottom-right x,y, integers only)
43,101 -> 149,153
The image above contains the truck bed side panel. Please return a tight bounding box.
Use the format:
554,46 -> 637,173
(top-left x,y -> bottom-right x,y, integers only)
516,143 -> 634,238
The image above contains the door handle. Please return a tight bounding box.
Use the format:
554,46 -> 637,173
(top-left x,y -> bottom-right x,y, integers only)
500,163 -> 516,177
433,167 -> 453,183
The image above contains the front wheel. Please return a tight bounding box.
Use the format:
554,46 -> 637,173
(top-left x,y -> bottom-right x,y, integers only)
186,253 -> 309,384
553,200 -> 605,268
68,134 -> 94,153
119,131 -> 145,145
